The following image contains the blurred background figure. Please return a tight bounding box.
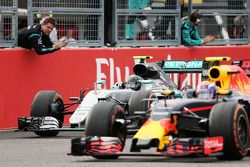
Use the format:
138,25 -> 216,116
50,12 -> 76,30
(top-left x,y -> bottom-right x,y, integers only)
233,16 -> 247,39
181,10 -> 215,46
67,28 -> 77,42
125,0 -> 154,40
227,0 -> 246,39
151,0 -> 180,40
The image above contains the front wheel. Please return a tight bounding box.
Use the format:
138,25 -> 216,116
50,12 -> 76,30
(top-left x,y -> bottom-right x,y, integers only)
86,101 -> 127,159
30,90 -> 64,137
209,102 -> 249,160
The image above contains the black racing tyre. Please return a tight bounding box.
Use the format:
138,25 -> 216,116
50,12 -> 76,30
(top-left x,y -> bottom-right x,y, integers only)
128,90 -> 156,128
209,102 -> 249,160
85,101 -> 126,159
30,90 -> 64,137
128,90 -> 156,115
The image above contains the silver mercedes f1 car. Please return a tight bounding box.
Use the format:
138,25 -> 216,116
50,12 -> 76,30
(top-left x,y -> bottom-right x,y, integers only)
18,56 -> 184,136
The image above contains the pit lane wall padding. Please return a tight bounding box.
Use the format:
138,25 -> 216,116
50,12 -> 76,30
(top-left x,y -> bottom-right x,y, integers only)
0,46 -> 249,129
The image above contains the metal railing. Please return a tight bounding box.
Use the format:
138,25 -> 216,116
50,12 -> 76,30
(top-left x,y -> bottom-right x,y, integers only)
0,0 -> 18,48
0,0 -> 249,48
113,0 -> 181,47
190,0 -> 250,45
27,0 -> 104,47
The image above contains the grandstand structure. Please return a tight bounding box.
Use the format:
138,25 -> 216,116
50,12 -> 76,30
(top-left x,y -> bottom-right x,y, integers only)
0,0 -> 249,48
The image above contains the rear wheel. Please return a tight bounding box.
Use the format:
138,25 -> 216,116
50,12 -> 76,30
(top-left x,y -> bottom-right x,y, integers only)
30,90 -> 64,137
209,102 -> 249,160
86,101 -> 126,159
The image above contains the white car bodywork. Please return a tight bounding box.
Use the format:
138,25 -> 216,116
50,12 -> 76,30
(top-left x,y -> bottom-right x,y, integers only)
69,89 -> 134,127
69,78 -> 179,128
68,61 -> 181,128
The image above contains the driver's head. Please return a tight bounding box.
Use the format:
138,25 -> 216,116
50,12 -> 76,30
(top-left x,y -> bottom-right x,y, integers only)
196,81 -> 217,99
125,75 -> 142,91
126,75 -> 142,83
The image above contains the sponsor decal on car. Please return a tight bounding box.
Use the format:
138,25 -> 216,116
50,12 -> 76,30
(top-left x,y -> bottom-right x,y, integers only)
204,136 -> 223,154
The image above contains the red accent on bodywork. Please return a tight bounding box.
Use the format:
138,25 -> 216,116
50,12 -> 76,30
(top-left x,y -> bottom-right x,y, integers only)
142,119 -> 152,127
204,136 -> 223,155
166,140 -> 203,155
175,144 -> 184,154
241,60 -> 250,73
189,145 -> 203,153
160,118 -> 178,134
88,138 -> 123,154
167,148 -> 176,155
228,65 -> 250,95
182,106 -> 213,113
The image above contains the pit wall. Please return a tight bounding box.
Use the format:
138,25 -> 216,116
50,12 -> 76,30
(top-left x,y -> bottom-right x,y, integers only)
1,46 -> 249,129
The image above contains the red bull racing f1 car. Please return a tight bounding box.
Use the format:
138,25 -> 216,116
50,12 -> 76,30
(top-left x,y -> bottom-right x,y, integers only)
70,57 -> 250,160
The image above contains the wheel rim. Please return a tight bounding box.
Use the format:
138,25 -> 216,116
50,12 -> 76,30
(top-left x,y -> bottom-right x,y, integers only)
137,93 -> 156,126
236,115 -> 248,147
51,98 -> 64,127
146,93 -> 156,110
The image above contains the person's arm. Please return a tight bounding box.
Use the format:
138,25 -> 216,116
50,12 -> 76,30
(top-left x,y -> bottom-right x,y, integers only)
181,27 -> 203,46
203,35 -> 215,44
28,34 -> 59,55
192,26 -> 203,43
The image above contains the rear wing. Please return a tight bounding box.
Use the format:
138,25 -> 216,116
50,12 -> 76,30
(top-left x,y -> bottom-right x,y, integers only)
162,60 -> 203,73
160,56 -> 231,80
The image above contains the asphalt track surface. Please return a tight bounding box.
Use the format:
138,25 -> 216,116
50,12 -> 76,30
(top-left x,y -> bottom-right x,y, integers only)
1,130 -> 250,167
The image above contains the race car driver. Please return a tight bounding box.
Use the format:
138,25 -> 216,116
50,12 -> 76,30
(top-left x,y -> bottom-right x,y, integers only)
196,80 -> 217,99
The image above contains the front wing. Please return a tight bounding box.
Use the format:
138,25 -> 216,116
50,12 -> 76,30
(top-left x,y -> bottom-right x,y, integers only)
17,116 -> 86,132
70,136 -> 223,158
